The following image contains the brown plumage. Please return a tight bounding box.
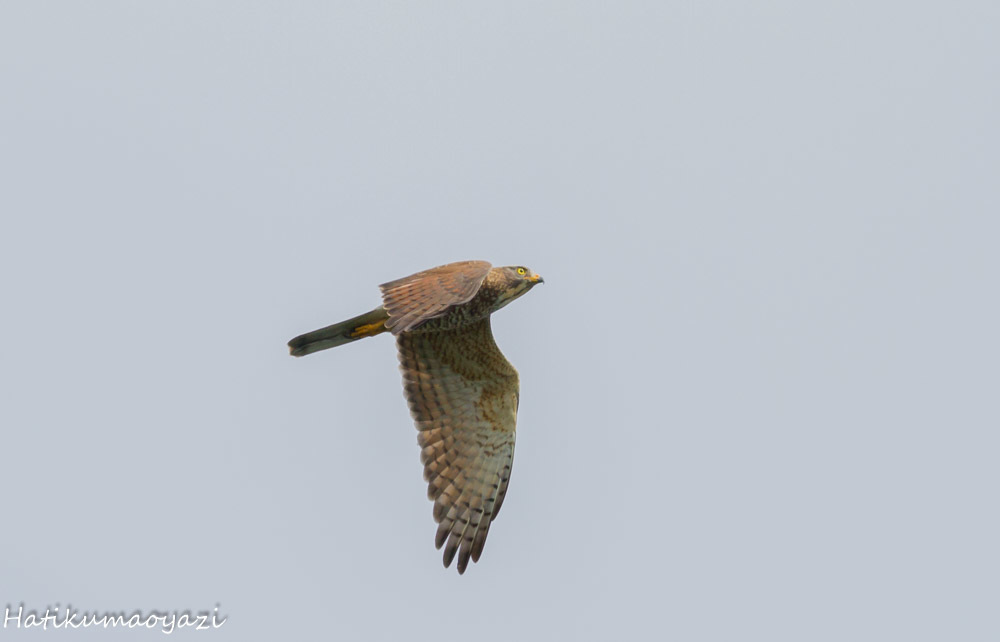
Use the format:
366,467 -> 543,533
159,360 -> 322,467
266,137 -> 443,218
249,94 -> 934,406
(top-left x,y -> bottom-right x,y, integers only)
287,260 -> 544,573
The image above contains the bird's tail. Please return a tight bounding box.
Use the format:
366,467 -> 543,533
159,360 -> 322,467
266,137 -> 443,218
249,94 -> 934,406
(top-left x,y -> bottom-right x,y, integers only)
287,306 -> 390,357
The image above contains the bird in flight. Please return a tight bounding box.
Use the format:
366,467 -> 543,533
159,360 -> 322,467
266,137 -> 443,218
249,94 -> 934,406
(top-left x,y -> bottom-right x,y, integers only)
288,260 -> 544,574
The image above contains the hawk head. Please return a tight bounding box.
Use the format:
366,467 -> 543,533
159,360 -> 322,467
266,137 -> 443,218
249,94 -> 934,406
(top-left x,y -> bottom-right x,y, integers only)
490,265 -> 543,312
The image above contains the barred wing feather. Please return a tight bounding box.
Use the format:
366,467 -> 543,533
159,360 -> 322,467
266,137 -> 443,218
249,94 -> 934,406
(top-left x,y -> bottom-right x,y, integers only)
396,318 -> 518,573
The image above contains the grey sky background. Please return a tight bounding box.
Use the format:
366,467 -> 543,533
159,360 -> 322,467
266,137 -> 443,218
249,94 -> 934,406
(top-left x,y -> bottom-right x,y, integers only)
1,1 -> 997,640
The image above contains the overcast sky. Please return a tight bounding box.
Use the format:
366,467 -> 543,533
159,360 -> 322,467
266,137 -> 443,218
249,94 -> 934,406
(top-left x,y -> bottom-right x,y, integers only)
2,2 -> 998,640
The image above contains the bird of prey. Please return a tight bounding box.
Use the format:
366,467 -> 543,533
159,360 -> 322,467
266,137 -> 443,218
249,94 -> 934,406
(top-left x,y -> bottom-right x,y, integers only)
287,260 -> 544,574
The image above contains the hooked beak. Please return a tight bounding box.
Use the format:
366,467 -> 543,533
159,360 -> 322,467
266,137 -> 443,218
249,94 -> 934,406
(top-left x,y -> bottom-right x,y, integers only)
528,273 -> 544,284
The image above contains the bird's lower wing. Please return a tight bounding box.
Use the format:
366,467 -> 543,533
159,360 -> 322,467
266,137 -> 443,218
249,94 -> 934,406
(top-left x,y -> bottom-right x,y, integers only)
396,318 -> 518,574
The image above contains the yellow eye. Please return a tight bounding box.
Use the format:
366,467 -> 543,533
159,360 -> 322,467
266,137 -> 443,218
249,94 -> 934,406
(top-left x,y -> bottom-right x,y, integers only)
516,267 -> 526,275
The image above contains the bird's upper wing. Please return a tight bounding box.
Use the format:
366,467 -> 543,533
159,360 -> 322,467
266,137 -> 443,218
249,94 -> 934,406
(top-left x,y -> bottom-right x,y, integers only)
396,317 -> 518,574
379,260 -> 492,334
